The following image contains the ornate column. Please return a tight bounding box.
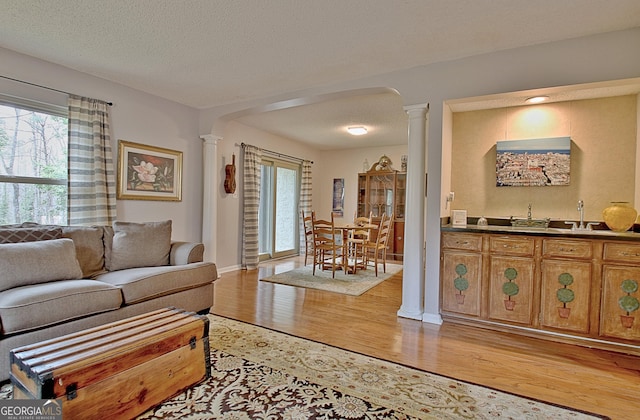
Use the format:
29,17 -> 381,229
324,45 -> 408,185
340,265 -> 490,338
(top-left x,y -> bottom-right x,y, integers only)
200,134 -> 221,264
397,104 -> 428,320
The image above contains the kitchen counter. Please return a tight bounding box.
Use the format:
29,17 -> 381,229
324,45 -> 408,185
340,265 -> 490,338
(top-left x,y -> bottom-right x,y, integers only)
441,223 -> 640,242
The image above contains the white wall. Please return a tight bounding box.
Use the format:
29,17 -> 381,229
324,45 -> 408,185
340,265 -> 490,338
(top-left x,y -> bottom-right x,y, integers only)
1,47 -> 203,242
316,146 -> 408,222
215,120 -> 322,271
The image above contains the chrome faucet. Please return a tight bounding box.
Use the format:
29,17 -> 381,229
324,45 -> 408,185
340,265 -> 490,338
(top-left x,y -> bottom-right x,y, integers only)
566,200 -> 598,231
577,200 -> 585,229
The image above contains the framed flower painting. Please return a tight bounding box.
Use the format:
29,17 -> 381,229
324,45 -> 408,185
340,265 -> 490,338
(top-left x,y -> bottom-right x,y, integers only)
117,140 -> 183,201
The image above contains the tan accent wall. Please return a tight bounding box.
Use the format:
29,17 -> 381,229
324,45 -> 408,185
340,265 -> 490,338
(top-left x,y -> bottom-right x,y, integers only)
451,95 -> 637,222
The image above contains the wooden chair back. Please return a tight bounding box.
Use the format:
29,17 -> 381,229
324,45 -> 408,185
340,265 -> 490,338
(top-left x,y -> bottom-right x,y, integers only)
301,209 -> 314,265
311,212 -> 341,277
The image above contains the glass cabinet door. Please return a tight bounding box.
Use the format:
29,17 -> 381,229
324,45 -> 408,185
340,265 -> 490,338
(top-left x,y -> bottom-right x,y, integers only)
395,173 -> 406,219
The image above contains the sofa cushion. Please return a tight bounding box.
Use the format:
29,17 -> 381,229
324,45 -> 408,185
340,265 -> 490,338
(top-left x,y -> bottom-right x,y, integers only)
0,225 -> 62,243
0,280 -> 123,335
95,262 -> 216,305
105,220 -> 172,271
0,239 -> 83,292
62,225 -> 107,278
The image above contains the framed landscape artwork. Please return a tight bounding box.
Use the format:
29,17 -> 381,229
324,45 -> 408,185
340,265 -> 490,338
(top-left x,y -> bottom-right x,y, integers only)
117,140 -> 183,201
496,137 -> 571,187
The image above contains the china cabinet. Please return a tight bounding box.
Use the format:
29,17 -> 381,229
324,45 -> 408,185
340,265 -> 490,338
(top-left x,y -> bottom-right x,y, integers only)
357,156 -> 406,259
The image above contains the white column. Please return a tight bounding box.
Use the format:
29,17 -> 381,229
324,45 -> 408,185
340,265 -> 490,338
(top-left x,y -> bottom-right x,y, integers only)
200,134 -> 221,265
397,104 -> 428,320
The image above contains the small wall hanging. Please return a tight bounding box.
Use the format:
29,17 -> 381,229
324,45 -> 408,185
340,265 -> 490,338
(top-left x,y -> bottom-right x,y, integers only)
224,154 -> 237,194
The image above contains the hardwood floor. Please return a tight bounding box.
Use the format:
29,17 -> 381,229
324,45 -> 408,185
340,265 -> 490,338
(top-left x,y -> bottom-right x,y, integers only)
211,256 -> 640,420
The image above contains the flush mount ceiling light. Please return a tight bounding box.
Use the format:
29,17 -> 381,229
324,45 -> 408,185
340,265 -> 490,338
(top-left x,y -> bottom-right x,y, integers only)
525,95 -> 550,104
347,126 -> 368,136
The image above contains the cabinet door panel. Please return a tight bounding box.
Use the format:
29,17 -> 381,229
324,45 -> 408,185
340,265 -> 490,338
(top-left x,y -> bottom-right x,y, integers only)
601,265 -> 640,340
489,256 -> 534,324
540,260 -> 592,333
441,251 -> 482,316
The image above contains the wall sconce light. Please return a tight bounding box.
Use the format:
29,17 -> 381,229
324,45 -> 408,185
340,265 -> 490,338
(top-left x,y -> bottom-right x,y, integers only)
347,126 -> 368,136
525,96 -> 549,104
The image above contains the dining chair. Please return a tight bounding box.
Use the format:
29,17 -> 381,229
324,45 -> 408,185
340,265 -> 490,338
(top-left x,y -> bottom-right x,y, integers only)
300,209 -> 314,265
347,211 -> 372,273
311,212 -> 341,277
363,213 -> 394,276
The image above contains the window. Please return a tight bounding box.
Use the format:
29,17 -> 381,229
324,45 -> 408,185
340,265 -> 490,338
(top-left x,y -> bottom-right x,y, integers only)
258,158 -> 300,260
0,99 -> 68,225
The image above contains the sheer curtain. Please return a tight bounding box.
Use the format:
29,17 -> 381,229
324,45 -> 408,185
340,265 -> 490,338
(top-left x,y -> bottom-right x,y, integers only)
241,144 -> 262,269
67,95 -> 117,225
299,160 -> 312,251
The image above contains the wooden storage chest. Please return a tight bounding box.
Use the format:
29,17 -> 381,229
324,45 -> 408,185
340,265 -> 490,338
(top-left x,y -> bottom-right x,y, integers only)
10,307 -> 210,420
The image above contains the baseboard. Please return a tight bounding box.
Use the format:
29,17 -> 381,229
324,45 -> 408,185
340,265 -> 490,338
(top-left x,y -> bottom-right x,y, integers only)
421,312 -> 443,325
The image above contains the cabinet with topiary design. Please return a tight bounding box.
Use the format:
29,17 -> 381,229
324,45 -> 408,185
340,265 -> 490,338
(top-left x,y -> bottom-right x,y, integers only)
601,266 -> 640,341
488,256 -> 535,325
440,229 -> 640,355
540,239 -> 594,334
440,232 -> 482,317
487,236 -> 535,325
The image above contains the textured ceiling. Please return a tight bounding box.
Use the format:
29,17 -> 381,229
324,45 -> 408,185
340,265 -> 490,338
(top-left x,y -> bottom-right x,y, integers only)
1,0 -> 640,149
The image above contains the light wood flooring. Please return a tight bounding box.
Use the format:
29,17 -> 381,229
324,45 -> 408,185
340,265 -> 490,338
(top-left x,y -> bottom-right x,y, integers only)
211,256 -> 640,420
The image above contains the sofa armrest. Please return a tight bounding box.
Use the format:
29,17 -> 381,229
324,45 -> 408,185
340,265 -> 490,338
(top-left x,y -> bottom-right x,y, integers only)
170,242 -> 205,265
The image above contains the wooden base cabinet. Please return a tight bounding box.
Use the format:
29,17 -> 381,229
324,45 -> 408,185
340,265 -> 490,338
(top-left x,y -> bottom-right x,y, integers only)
440,232 -> 483,317
601,265 -> 640,341
440,230 -> 640,355
488,256 -> 535,325
441,251 -> 482,316
540,260 -> 592,334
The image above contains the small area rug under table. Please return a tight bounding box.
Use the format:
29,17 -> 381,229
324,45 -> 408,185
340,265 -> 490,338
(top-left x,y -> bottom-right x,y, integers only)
260,262 -> 403,295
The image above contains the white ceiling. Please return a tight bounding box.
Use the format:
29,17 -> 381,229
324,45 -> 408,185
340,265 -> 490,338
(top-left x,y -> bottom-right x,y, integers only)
2,0 -> 640,149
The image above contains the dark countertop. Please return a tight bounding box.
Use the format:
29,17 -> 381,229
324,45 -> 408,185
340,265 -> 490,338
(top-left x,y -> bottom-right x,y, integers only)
441,224 -> 640,242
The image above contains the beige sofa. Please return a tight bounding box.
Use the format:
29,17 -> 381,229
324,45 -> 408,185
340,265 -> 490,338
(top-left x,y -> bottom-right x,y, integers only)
0,220 -> 217,381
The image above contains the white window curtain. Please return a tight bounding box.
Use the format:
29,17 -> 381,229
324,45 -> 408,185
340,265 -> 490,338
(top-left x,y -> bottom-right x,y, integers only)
299,160 -> 312,251
241,144 -> 262,269
67,95 -> 117,225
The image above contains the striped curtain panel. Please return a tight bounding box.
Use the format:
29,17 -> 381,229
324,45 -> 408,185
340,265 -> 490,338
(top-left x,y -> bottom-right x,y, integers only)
241,145 -> 262,270
299,160 -> 312,251
67,95 -> 117,225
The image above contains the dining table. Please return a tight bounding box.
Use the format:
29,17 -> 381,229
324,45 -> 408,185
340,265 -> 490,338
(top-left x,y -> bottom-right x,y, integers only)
333,222 -> 378,273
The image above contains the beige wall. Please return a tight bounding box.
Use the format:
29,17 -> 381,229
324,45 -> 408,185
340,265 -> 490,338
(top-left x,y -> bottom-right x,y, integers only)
450,95 -> 637,222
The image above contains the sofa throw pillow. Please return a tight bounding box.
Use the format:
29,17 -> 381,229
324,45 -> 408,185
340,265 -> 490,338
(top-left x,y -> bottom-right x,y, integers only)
62,226 -> 106,278
0,238 -> 83,292
106,220 -> 172,271
0,225 -> 63,243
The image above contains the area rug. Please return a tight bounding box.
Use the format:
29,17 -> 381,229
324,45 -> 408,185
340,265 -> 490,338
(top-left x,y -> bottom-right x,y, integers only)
135,315 -> 603,419
260,262 -> 403,295
0,315 -> 605,419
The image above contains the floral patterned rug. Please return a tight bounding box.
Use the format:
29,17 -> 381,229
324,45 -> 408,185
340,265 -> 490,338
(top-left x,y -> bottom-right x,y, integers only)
137,315 -> 605,419
2,315 -> 607,419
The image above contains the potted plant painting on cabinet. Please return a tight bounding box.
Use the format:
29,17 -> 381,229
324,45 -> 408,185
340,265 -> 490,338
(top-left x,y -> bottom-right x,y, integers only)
454,263 -> 469,304
619,279 -> 639,328
502,268 -> 519,311
556,273 -> 575,319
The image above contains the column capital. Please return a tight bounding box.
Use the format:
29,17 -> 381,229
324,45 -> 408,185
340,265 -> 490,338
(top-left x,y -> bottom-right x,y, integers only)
403,103 -> 429,115
200,134 -> 223,144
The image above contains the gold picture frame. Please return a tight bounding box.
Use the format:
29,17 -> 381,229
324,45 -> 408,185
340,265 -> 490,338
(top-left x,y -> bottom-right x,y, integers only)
117,140 -> 183,201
